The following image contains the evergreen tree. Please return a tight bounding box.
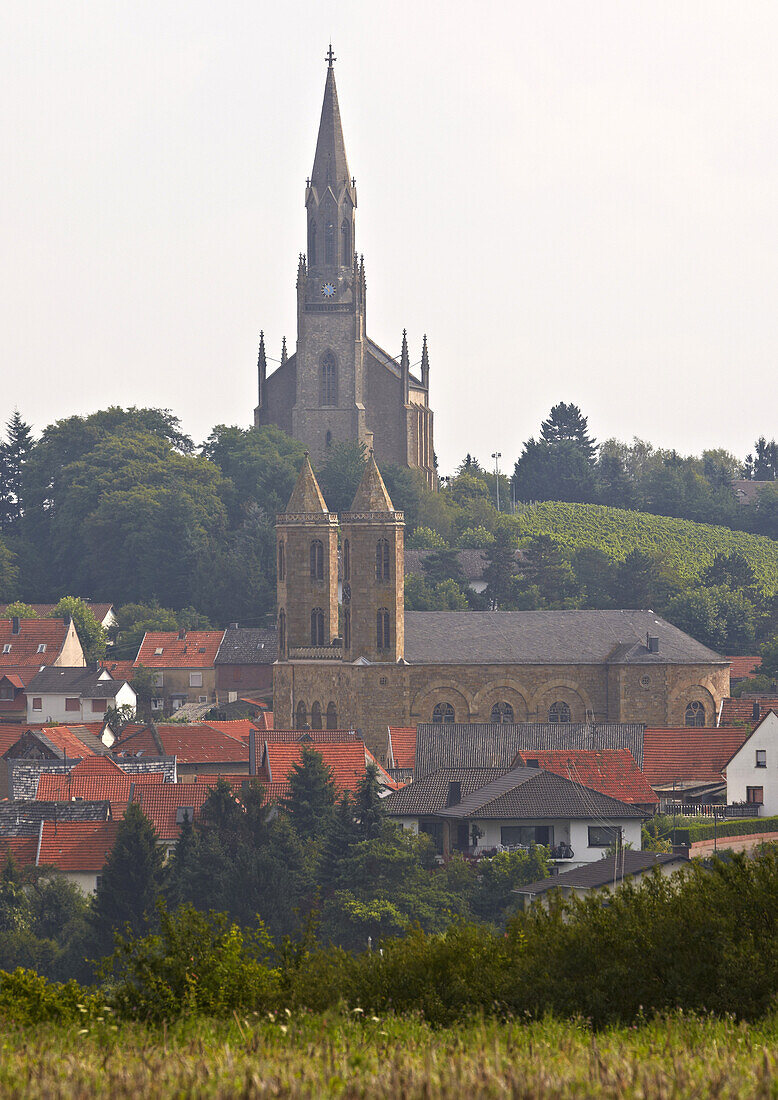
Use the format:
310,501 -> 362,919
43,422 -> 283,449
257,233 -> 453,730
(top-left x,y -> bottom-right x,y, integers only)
91,803 -> 163,957
519,535 -> 579,604
701,552 -> 758,594
319,792 -> 360,890
422,548 -> 465,587
1,410 -> 33,531
355,763 -> 384,840
615,550 -> 679,609
540,403 -> 597,462
482,527 -> 518,610
280,746 -> 337,839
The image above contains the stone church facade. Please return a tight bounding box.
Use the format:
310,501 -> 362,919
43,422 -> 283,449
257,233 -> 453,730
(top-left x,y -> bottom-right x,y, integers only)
254,51 -> 435,486
273,458 -> 731,756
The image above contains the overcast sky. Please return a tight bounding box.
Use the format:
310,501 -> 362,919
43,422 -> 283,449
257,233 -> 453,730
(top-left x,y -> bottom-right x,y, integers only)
2,1 -> 777,474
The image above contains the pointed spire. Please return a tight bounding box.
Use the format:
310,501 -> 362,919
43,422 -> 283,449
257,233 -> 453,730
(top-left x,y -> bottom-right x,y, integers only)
257,331 -> 266,408
285,453 -> 329,514
400,329 -> 410,404
349,452 -> 395,512
311,49 -> 351,189
421,334 -> 430,390
280,336 -> 288,366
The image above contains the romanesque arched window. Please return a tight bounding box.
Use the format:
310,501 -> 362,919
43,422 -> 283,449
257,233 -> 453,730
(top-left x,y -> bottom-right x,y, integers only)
685,701 -> 706,728
326,701 -> 338,730
296,701 -> 308,729
310,539 -> 324,580
490,701 -> 514,725
376,608 -> 390,650
376,539 -> 390,581
277,540 -> 285,581
310,701 -> 322,729
311,608 -> 325,646
325,221 -> 335,265
548,701 -> 571,724
320,351 -> 337,406
432,702 -> 455,724
341,220 -> 351,263
278,610 -> 286,658
308,221 -> 317,265
343,608 -> 351,650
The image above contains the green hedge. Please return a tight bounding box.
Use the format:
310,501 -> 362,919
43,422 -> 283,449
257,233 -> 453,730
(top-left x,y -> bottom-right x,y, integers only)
673,815 -> 778,845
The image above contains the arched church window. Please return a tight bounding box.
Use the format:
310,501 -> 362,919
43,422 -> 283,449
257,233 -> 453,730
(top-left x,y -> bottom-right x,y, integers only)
310,701 -> 322,729
325,221 -> 335,265
343,609 -> 351,650
308,221 -> 317,265
548,701 -> 571,724
685,701 -> 706,727
277,540 -> 285,581
376,608 -> 390,650
341,220 -> 351,263
310,539 -> 324,580
343,539 -> 350,581
278,610 -> 286,658
296,701 -> 308,730
376,539 -> 390,581
310,608 -> 325,646
432,702 -> 455,724
320,352 -> 337,406
490,701 -> 514,725
326,702 -> 338,730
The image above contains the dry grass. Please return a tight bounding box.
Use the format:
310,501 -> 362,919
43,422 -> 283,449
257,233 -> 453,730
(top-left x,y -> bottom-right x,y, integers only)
1,1012 -> 778,1098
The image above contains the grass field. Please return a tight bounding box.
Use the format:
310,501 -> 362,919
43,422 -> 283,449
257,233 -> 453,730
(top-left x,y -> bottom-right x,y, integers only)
514,501 -> 778,594
3,1012 -> 778,1098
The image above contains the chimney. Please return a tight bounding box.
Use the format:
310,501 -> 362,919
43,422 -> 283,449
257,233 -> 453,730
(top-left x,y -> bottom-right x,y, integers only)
178,629 -> 186,641
249,727 -> 256,776
446,781 -> 461,807
229,622 -> 239,629
753,701 -> 761,721
647,635 -> 659,653
11,616 -> 19,635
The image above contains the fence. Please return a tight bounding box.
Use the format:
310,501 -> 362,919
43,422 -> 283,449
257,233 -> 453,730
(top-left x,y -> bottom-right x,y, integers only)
660,802 -> 761,819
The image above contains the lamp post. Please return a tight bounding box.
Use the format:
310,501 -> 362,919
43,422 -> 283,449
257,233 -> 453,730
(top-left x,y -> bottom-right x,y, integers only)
491,452 -> 502,512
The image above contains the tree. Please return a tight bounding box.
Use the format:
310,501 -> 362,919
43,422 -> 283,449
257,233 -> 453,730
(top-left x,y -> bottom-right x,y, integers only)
1,601 -> 36,618
482,527 -> 519,610
512,439 -> 598,504
319,793 -> 361,890
406,526 -> 447,549
615,550 -> 679,609
540,402 -> 597,462
280,746 -> 337,839
317,441 -> 367,512
355,764 -> 384,840
573,547 -> 617,608
1,410 -> 34,531
744,437 -> 778,481
701,552 -> 759,595
91,803 -> 164,958
665,585 -> 757,653
519,535 -> 579,605
51,596 -> 106,663
422,548 -> 466,587
201,424 -> 305,524
404,574 -> 469,611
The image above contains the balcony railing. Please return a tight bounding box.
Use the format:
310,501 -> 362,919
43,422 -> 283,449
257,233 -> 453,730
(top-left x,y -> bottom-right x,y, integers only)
660,802 -> 761,819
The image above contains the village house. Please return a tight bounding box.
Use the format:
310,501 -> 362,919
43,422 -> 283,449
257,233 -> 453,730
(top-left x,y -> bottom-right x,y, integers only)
515,850 -> 690,909
0,617 -> 86,724
725,711 -> 778,815
0,602 -> 117,633
24,667 -> 135,725
214,626 -> 277,704
134,630 -> 225,714
641,726 -> 751,807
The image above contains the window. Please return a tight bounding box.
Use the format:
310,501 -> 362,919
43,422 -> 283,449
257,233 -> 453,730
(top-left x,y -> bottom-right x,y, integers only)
343,539 -> 350,581
154,647 -> 164,655
500,825 -> 552,847
320,351 -> 337,406
310,539 -> 324,581
325,220 -> 335,265
548,701 -> 571,724
376,539 -> 390,581
296,701 -> 308,729
376,608 -> 390,650
91,699 -> 107,713
311,701 -> 322,729
278,540 -> 285,581
32,697 -> 42,711
308,220 -> 317,264
326,701 -> 337,730
152,672 -> 164,688
37,644 -> 46,654
189,672 -> 203,688
326,430 -> 332,449
2,645 -> 10,654
65,698 -> 80,712
685,701 -> 706,728
198,695 -> 207,704
311,608 -> 325,646
588,826 -> 622,848
432,702 -> 455,724
490,701 -> 514,724
756,749 -> 767,768
341,219 -> 351,262
0,685 -> 13,701
278,610 -> 286,658
747,786 -> 764,804
343,609 -> 351,650
151,698 -> 163,711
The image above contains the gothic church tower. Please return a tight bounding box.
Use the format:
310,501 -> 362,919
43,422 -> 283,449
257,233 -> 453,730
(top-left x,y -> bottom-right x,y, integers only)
254,49 -> 436,486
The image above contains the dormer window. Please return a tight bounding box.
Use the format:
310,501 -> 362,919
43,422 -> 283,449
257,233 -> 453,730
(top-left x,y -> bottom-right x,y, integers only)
155,647 -> 164,655
37,644 -> 46,653
2,644 -> 10,654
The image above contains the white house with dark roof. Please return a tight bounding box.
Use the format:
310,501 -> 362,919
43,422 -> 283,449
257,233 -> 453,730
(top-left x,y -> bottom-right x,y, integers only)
25,667 -> 135,725
725,711 -> 778,816
516,850 -> 689,908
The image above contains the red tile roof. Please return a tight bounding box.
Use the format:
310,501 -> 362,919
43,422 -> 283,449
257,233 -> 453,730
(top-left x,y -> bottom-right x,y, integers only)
37,821 -> 121,872
37,756 -> 165,810
34,724 -> 103,759
261,740 -> 371,795
0,619 -> 71,669
388,727 -> 417,770
135,631 -> 225,669
130,784 -> 215,840
0,725 -> 27,758
242,703 -> 273,725
642,728 -> 751,786
113,722 -> 250,764
513,748 -> 658,805
0,837 -> 39,865
718,698 -> 778,728
100,660 -> 137,681
727,656 -> 762,680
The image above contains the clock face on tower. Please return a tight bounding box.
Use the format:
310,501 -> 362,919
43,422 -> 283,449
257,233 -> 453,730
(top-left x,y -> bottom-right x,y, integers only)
321,282 -> 336,298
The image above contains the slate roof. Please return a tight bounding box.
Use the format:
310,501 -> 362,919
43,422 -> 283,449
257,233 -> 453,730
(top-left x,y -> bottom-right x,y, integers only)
641,728 -> 750,786
404,549 -> 524,584
37,821 -> 121,872
414,723 -> 646,778
346,455 -> 396,512
215,628 -> 278,666
512,749 -> 658,805
284,455 -> 329,514
383,769 -> 504,816
403,610 -> 727,666
134,631 -> 225,669
517,850 -> 688,897
0,618 -> 71,669
0,800 -> 111,836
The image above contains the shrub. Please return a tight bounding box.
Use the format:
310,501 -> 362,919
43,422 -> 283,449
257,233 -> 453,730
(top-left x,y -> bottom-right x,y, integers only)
0,968 -> 95,1025
671,814 -> 778,846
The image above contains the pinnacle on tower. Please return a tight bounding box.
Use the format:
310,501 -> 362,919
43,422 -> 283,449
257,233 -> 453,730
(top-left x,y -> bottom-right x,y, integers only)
400,329 -> 410,404
421,334 -> 430,390
257,331 -> 267,408
311,47 -> 351,190
280,336 -> 288,366
349,453 -> 396,512
285,453 -> 329,514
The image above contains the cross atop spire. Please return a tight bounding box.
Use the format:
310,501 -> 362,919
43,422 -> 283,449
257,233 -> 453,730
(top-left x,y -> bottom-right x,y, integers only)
325,43 -> 336,68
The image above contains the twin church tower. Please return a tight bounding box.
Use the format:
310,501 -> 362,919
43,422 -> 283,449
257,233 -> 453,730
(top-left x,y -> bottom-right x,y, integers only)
254,49 -> 436,487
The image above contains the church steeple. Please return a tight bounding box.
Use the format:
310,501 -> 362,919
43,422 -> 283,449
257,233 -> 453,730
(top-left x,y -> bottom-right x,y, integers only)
306,48 -> 356,271
311,47 -> 351,191
257,330 -> 266,410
